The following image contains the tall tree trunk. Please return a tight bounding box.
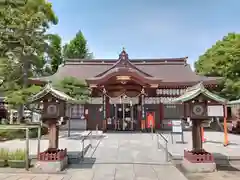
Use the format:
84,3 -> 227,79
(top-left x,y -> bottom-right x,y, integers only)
17,60 -> 28,124
9,109 -> 13,124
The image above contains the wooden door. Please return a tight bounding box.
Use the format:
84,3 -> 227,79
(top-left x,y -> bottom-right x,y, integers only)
86,104 -> 103,130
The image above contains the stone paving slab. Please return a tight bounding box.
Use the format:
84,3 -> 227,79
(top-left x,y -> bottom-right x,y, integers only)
157,131 -> 240,160
180,164 -> 240,180
0,132 -> 188,180
0,165 -> 188,180
86,133 -> 170,165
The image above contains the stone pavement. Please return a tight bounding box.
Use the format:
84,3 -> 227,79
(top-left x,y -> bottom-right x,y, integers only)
185,171 -> 240,180
0,132 -> 188,180
83,133 -> 169,164
181,162 -> 240,180
0,165 -> 187,180
157,131 -> 240,160
65,133 -> 188,180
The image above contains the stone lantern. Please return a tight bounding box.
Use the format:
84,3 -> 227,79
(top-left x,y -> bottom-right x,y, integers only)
172,82 -> 227,173
28,83 -> 75,172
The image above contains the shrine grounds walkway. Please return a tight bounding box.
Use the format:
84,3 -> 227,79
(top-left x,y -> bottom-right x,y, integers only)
159,131 -> 240,162
0,131 -> 240,179
0,132 -> 188,180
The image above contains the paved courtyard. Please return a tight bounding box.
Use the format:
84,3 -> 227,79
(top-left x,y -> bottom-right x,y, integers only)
157,131 -> 240,160
0,132 -> 188,180
0,164 -> 187,180
66,133 -> 188,180
83,133 -> 169,164
0,131 -> 240,179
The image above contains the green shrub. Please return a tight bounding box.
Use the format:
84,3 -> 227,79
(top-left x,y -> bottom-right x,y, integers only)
0,148 -> 9,160
8,149 -> 26,160
0,129 -> 24,140
0,126 -> 48,140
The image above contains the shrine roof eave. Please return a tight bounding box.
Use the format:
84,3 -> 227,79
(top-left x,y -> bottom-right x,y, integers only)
228,99 -> 240,105
172,82 -> 227,104
85,68 -> 162,85
28,83 -> 76,104
86,78 -> 162,86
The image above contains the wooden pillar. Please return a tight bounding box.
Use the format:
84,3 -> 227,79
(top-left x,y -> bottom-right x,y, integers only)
106,97 -> 110,129
48,122 -> 59,149
137,96 -> 141,130
192,120 -> 202,152
223,105 -> 229,146
159,103 -> 164,129
102,88 -> 107,131
201,127 -> 206,142
141,89 -> 146,130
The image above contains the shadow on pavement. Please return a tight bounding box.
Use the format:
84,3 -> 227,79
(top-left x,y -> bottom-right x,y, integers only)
68,157 -> 96,169
105,131 -> 146,134
205,140 -> 239,146
174,152 -> 240,179
212,153 -> 240,172
216,164 -> 240,171
59,134 -> 106,140
175,141 -> 188,144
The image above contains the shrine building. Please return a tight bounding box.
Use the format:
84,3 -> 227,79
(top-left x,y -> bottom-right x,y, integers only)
30,49 -> 220,131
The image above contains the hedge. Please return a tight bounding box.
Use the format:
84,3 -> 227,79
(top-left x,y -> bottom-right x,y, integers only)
0,127 -> 48,141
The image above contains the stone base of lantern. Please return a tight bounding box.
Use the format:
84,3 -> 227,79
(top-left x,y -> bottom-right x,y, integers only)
181,150 -> 216,173
35,148 -> 68,173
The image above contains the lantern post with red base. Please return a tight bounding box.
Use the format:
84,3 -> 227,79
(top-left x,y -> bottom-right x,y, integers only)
172,82 -> 227,173
28,83 -> 74,172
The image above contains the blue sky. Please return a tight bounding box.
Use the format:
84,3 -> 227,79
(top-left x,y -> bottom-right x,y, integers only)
48,0 -> 240,68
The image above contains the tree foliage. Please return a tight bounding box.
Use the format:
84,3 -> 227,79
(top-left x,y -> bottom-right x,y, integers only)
49,34 -> 63,73
4,85 -> 42,107
195,33 -> 240,100
0,0 -> 57,114
54,76 -> 90,102
63,31 -> 93,59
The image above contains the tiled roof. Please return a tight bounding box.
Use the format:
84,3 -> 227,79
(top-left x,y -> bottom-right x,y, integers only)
30,58 -> 220,86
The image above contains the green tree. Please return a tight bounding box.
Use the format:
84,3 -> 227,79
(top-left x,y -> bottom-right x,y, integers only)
54,76 -> 90,102
4,85 -> 42,107
63,31 -> 93,59
0,0 -> 58,122
195,33 -> 240,100
49,34 -> 63,73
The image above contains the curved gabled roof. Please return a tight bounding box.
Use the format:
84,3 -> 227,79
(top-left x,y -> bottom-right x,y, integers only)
28,83 -> 76,103
172,82 -> 227,104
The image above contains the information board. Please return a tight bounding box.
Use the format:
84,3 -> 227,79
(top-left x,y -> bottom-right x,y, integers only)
172,120 -> 183,133
171,119 -> 184,144
207,105 -> 224,117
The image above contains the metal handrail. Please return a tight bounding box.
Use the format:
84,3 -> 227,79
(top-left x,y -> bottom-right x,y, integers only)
156,132 -> 169,162
81,131 -> 92,158
158,132 -> 168,143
